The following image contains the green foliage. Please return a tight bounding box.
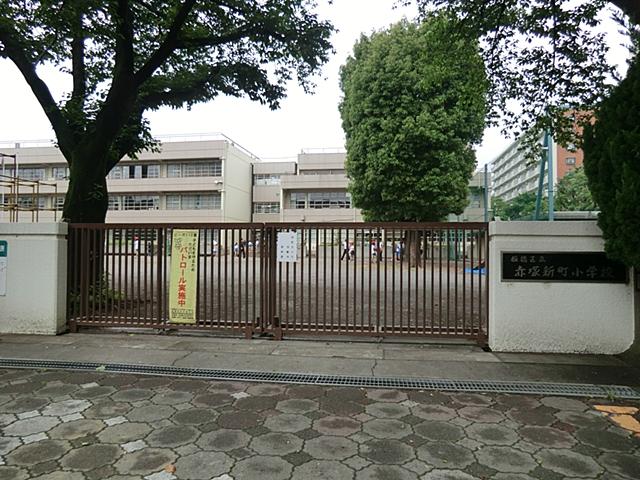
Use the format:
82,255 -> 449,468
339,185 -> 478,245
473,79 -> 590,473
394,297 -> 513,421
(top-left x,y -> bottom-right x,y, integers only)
555,167 -> 597,211
408,0 -> 640,155
584,55 -> 640,267
496,191 -> 547,220
0,1 -> 333,222
339,16 -> 487,221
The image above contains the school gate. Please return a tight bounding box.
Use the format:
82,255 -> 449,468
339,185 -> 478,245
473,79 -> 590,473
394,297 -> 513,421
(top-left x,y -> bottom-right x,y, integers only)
67,222 -> 489,344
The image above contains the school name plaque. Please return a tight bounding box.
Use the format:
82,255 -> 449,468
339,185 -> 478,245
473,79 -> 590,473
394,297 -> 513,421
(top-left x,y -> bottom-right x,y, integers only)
501,252 -> 628,283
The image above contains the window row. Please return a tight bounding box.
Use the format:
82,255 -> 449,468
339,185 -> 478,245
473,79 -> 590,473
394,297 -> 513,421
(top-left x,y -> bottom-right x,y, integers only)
166,194 -> 221,210
254,174 -> 281,185
289,191 -> 351,209
108,164 -> 160,179
253,202 -> 280,214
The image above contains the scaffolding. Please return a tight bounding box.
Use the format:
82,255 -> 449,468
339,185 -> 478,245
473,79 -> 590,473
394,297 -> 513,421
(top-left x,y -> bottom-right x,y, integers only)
0,153 -> 59,222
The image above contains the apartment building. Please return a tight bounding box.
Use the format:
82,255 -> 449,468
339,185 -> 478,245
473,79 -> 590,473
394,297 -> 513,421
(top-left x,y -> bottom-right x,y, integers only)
491,133 -> 584,202
447,170 -> 491,222
0,135 -> 255,223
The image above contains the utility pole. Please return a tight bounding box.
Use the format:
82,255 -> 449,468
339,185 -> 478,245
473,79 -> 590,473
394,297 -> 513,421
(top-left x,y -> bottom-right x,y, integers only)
534,131 -> 552,221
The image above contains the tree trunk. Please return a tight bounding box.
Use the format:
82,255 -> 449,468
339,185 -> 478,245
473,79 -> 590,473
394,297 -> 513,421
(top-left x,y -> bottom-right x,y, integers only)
406,230 -> 422,268
63,149 -> 109,223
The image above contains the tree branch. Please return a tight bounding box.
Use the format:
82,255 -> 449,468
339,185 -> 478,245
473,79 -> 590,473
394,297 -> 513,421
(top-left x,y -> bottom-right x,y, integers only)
134,0 -> 197,85
0,24 -> 74,158
70,3 -> 87,124
609,0 -> 640,25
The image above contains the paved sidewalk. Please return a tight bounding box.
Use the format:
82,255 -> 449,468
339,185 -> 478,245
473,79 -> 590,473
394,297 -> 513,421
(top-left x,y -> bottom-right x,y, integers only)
1,367 -> 639,480
0,333 -> 639,387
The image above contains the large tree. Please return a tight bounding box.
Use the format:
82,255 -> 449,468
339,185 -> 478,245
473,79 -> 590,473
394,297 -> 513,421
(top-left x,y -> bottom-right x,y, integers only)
584,54 -> 640,267
408,0 -> 639,153
555,166 -> 597,211
0,1 -> 333,222
339,17 -> 487,222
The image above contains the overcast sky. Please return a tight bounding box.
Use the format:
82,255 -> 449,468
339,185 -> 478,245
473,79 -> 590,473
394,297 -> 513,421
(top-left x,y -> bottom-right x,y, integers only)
0,0 -> 632,166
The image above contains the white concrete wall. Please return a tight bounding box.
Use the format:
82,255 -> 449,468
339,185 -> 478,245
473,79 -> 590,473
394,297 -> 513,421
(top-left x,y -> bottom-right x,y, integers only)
223,144 -> 253,222
0,223 -> 68,334
489,221 -> 635,354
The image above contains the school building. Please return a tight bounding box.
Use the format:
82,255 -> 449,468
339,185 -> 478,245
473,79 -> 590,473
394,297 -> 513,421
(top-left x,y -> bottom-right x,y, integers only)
1,135 -> 489,224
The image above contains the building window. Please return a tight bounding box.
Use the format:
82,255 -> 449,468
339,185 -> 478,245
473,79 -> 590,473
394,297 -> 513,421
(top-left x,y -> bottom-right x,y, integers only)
300,169 -> 346,175
253,202 -> 280,214
109,164 -> 160,179
565,157 -> 576,165
108,195 -> 160,211
168,161 -> 222,178
52,166 -> 69,180
54,196 -> 65,210
166,193 -> 221,210
289,192 -> 307,209
17,195 -> 46,209
253,174 -> 281,185
11,167 -> 46,181
308,191 -> 351,209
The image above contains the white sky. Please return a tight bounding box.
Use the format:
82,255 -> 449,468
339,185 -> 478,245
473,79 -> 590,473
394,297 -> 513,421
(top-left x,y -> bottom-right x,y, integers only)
0,0 -> 632,166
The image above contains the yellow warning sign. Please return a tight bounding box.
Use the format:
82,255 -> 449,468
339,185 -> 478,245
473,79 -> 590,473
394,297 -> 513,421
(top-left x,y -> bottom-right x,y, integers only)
169,229 -> 199,323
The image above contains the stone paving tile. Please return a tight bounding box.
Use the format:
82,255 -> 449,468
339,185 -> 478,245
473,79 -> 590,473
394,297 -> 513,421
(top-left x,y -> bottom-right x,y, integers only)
1,367 -> 639,479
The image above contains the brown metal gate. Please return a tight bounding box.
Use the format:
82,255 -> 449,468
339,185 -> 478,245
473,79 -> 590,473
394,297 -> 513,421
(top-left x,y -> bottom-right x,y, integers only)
68,222 -> 488,342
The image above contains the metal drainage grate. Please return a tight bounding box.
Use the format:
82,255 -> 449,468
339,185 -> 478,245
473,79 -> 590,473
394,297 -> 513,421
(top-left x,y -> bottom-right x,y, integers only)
1,358 -> 638,399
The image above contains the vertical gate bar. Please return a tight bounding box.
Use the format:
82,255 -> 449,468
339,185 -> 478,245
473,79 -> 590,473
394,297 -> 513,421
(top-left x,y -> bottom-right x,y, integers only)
430,229 -> 434,334
253,228 -> 257,330
455,226 -> 459,333
446,226 -> 451,335
438,227 -> 443,334
92,227 -> 98,322
125,227 -> 130,324
149,228 -> 155,326
338,229 -> 343,332
391,229 -> 395,333
285,235 -> 290,330
415,229 -> 419,335
114,227 -> 126,322
414,229 -> 418,335
292,229 -> 297,330
155,228 -> 161,326
330,228 -> 334,331
383,227 -> 388,334
368,227 -> 372,332
484,226 -> 490,342
201,228 -> 206,328
399,231 -> 404,333
471,228 -> 475,337
315,227 -> 320,331
376,226 -> 381,334
239,228 -> 243,330
136,228 -> 141,323
478,227 -> 483,341
462,227 -> 466,335
422,228 -> 426,335
246,228 -> 250,331
278,233 -> 283,327
300,229 -> 305,330
308,227 -> 312,332
344,228 -> 348,331
81,227 -> 89,323
270,225 -> 278,338
407,230 -> 411,334
71,227 -> 78,326
322,228 -> 327,332
217,228 -> 222,328
354,227 -> 358,332
224,229 -> 229,329
360,227 -> 365,332
145,228 -> 150,323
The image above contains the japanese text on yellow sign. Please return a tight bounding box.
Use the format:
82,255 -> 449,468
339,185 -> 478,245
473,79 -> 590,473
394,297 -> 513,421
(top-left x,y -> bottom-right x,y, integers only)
169,229 -> 199,324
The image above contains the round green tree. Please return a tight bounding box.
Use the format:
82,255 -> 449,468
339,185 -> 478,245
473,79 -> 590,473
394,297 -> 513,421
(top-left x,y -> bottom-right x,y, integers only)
339,16 -> 487,222
584,55 -> 640,267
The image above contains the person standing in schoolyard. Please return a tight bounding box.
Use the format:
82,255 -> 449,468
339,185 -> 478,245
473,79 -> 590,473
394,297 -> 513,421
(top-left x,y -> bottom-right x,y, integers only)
340,238 -> 349,261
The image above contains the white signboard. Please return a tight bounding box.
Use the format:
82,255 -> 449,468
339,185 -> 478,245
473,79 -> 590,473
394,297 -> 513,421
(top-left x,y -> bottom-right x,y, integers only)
277,232 -> 297,263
